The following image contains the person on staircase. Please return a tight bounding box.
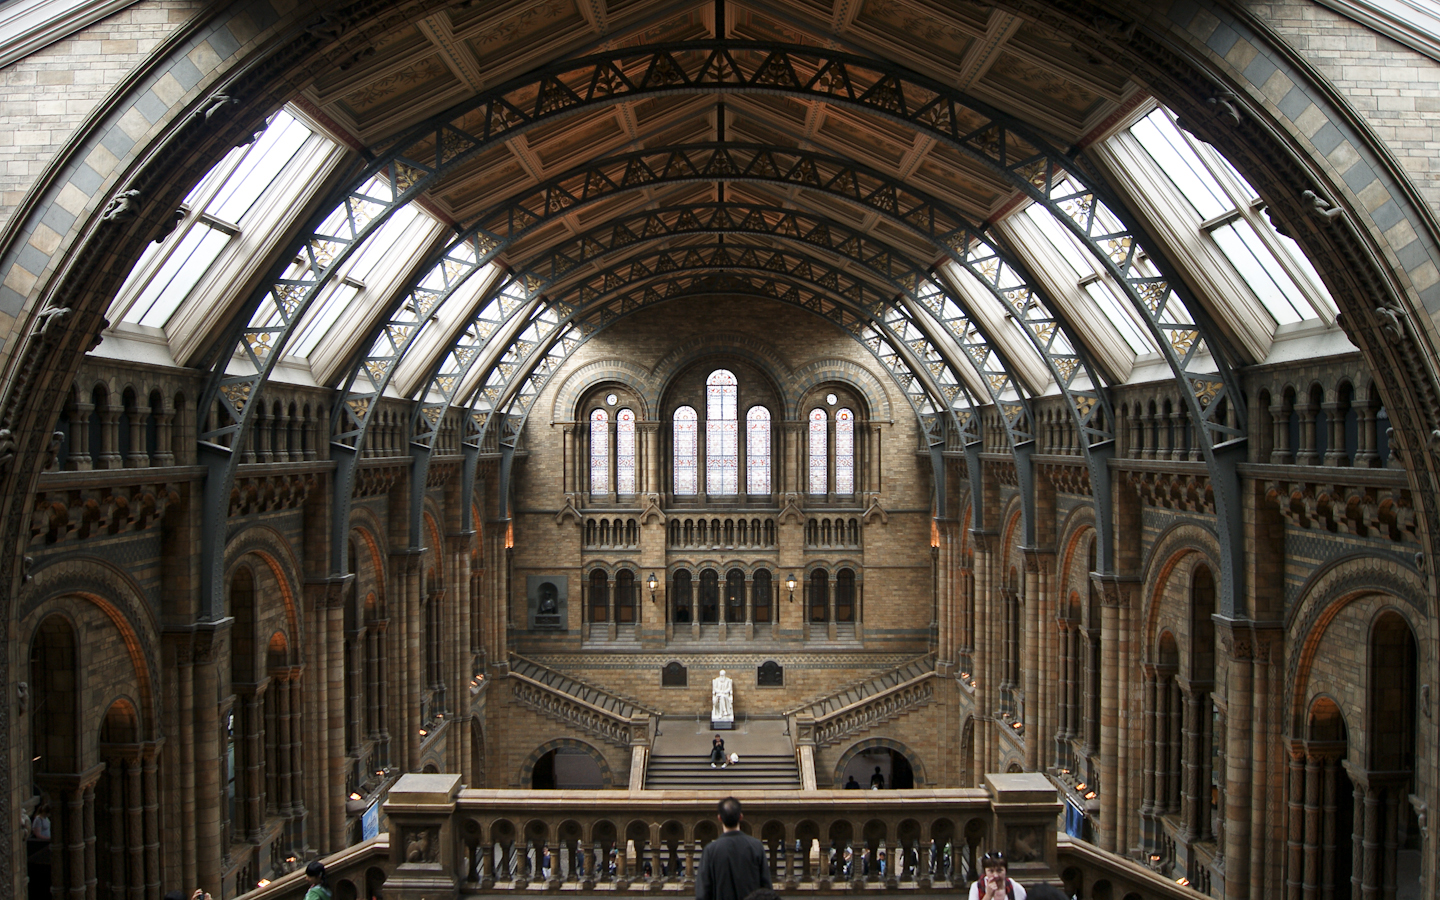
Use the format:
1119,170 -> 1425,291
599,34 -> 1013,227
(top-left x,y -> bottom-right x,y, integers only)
710,735 -> 728,768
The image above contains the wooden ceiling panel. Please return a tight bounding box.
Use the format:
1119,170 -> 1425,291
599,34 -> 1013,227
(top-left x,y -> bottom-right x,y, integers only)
529,113 -> 629,170
850,0 -> 983,59
978,51 -> 1107,130
459,0 -> 589,69
334,53 -> 459,119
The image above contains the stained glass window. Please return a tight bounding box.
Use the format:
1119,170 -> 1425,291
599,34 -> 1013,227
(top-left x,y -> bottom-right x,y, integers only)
673,406 -> 698,495
746,406 -> 771,494
616,408 -> 636,494
835,407 -> 855,494
590,409 -> 609,495
706,370 -> 738,494
809,408 -> 828,494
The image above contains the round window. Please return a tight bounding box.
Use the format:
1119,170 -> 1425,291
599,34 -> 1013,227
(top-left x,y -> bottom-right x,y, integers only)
606,393 -> 618,406
825,393 -> 837,406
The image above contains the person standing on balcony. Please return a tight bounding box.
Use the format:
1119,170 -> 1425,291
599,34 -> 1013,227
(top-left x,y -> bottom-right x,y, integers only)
696,797 -> 771,900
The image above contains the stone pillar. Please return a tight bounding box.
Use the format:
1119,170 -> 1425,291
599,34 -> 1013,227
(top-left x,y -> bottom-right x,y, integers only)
73,399 -> 95,469
153,401 -> 176,467
1270,398 -> 1293,464
142,745 -> 160,900
327,582 -> 348,851
1141,665 -> 1158,849
1286,746 -> 1305,900
383,775 -> 462,900
1021,549 -> 1042,770
1294,399 -> 1318,466
1096,579 -> 1123,853
192,627 -> 224,897
985,773 -> 1063,885
1322,402 -> 1347,466
1220,622 -> 1254,900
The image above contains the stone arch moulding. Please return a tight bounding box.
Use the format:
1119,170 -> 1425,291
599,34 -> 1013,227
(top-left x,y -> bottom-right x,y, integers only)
225,523 -> 305,644
18,587 -> 159,746
649,332 -> 793,419
788,358 -> 894,424
516,738 -> 614,790
831,737 -> 928,789
1137,522 -> 1221,652
1284,553 -> 1429,736
549,359 -> 655,424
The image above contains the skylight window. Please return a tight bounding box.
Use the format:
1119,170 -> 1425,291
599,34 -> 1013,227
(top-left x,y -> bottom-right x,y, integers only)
1127,107 -> 1336,325
1019,203 -> 1159,356
108,108 -> 338,334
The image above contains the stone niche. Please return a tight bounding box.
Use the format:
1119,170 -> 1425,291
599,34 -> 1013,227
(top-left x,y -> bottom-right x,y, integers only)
527,575 -> 568,631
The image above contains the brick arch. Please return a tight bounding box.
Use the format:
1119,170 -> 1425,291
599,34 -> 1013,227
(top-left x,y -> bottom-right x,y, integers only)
788,358 -> 892,423
1285,554 -> 1429,739
225,524 -> 303,648
1055,506 -> 1098,613
1138,522 -> 1221,662
20,556 -> 160,737
516,738 -> 614,790
649,332 -> 792,416
550,359 -> 655,423
831,737 -> 928,789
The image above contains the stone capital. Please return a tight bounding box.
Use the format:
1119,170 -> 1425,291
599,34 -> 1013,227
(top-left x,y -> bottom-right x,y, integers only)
1089,573 -> 1140,609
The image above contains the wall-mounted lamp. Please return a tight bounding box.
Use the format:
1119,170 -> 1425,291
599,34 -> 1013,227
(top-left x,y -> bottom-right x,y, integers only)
785,572 -> 797,602
647,572 -> 658,602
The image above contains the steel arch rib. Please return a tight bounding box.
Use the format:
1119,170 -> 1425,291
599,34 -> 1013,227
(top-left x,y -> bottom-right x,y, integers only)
198,40 -> 1239,607
465,269 -> 963,454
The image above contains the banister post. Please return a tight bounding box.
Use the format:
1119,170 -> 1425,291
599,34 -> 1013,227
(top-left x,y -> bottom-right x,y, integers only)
383,773 -> 462,900
985,773 -> 1063,886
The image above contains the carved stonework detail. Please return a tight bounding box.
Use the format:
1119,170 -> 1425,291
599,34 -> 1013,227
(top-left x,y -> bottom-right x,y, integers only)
353,462 -> 408,499
1266,479 -> 1417,545
403,827 -> 439,863
511,681 -> 634,748
1124,469 -> 1214,514
1039,460 -> 1089,495
29,478 -> 179,544
231,470 -> 318,516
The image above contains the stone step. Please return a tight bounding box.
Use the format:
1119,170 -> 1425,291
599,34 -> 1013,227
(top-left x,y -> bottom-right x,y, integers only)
644,753 -> 801,790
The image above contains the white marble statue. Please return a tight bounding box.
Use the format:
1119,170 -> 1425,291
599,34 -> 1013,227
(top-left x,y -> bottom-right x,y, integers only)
711,670 -> 734,720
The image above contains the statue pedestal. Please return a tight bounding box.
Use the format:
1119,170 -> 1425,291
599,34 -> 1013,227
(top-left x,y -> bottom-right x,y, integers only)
710,718 -> 734,730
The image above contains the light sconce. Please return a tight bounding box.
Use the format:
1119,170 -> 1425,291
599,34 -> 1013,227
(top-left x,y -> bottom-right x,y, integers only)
647,572 -> 658,602
785,572 -> 797,602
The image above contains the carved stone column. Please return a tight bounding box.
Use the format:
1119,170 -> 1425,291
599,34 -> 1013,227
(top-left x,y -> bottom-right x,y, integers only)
72,399 -> 95,470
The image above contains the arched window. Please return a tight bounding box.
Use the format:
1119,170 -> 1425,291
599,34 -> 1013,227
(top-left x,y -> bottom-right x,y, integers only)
836,568 -> 856,622
808,408 -> 828,494
746,406 -> 770,494
590,408 -> 609,495
835,408 -> 855,494
615,570 -> 635,624
699,569 -> 720,623
672,570 -> 693,623
707,370 -> 738,494
725,569 -> 746,623
674,406 -> 698,495
752,570 -> 772,623
809,569 -> 829,622
616,408 -> 636,494
589,570 -> 609,623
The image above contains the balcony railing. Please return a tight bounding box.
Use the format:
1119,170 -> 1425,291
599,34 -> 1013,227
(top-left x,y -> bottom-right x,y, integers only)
238,773 -> 1198,900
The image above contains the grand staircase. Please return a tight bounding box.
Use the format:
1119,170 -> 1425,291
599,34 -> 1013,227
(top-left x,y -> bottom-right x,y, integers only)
644,750 -> 802,790
783,655 -> 935,720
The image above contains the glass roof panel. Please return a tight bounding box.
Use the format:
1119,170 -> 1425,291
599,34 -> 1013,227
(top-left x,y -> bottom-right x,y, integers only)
125,225 -> 230,327
1210,219 -> 1310,325
1016,204 -> 1160,355
209,111 -> 312,224
1130,109 -> 1231,221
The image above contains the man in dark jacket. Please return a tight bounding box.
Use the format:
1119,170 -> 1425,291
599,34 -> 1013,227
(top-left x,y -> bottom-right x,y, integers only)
696,797 -> 771,900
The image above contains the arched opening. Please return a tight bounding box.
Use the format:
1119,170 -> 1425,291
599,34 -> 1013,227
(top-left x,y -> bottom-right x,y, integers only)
840,746 -> 917,790
531,748 -> 604,790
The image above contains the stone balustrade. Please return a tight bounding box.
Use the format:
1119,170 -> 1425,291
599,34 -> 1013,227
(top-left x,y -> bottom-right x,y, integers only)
234,773 -> 1197,900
